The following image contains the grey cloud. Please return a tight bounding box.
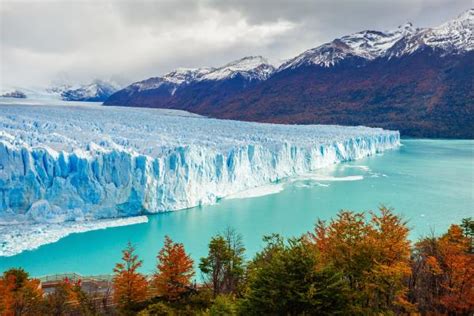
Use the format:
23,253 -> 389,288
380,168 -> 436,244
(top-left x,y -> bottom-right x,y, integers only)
0,0 -> 471,88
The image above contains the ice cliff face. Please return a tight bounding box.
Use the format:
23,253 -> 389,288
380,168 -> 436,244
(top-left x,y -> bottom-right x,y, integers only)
0,103 -> 399,224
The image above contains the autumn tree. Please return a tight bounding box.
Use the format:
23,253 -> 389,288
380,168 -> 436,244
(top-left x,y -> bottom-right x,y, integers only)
46,277 -> 104,315
113,242 -> 149,313
410,221 -> 474,314
44,278 -> 78,316
309,207 -> 413,314
0,268 -> 43,316
199,228 -> 245,296
152,236 -> 195,300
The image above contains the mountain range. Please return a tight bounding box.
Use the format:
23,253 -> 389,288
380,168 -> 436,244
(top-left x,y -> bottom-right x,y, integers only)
47,80 -> 120,102
105,9 -> 473,138
1,80 -> 120,102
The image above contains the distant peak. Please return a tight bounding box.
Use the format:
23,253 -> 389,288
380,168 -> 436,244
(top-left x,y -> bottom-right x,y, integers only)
224,55 -> 271,67
183,56 -> 274,82
170,67 -> 212,74
399,22 -> 413,28
455,8 -> 473,21
397,21 -> 414,32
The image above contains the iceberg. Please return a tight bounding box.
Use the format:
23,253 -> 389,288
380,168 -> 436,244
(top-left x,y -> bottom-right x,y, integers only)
0,101 -> 399,226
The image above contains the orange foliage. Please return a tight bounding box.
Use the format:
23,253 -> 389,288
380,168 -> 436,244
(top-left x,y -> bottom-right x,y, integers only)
410,224 -> 474,314
152,236 -> 195,300
0,269 -> 43,316
437,225 -> 474,312
62,277 -> 83,304
309,207 -> 413,313
112,242 -> 149,309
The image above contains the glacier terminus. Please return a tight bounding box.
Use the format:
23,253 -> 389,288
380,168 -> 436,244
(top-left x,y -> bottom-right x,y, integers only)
0,101 -> 399,255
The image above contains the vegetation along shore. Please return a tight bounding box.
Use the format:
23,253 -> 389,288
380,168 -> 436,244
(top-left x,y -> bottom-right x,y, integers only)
1,207 -> 472,315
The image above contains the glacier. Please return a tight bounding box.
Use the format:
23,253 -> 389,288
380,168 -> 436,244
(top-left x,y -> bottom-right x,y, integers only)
0,100 -> 399,254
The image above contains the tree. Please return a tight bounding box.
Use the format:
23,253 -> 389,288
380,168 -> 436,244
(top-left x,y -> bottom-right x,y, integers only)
44,279 -> 77,316
309,207 -> 413,313
199,228 -> 245,296
460,217 -> 473,253
0,268 -> 43,316
410,223 -> 474,314
152,236 -> 195,300
113,242 -> 149,313
241,236 -> 349,315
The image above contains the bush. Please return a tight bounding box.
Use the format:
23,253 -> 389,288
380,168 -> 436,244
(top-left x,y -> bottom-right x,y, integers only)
209,295 -> 237,316
138,301 -> 176,316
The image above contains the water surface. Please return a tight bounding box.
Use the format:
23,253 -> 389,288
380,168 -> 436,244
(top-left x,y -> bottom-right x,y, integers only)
0,139 -> 472,276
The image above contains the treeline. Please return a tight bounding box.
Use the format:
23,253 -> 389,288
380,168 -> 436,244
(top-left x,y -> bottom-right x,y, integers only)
0,207 -> 473,315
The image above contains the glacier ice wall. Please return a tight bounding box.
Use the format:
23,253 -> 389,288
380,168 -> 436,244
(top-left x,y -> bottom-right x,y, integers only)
0,102 -> 400,224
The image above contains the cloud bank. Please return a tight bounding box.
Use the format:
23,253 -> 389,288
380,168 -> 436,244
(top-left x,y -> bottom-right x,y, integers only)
0,0 -> 470,87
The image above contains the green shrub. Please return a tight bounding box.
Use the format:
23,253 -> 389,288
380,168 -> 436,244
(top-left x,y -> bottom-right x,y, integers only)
209,295 -> 237,316
138,302 -> 176,316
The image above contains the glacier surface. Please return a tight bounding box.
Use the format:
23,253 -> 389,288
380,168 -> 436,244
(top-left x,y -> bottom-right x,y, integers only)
0,101 -> 399,254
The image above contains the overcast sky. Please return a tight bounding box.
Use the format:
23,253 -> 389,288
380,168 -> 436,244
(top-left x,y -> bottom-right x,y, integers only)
0,0 -> 471,88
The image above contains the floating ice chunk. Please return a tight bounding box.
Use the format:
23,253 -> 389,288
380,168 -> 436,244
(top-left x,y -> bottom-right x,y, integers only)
295,174 -> 364,182
225,183 -> 285,200
0,216 -> 149,257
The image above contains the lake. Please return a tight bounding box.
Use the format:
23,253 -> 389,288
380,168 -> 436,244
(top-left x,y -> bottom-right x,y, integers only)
0,139 -> 472,277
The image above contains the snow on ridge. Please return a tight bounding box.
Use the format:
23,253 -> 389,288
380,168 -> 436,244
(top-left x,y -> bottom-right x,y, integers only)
129,56 -> 275,92
394,8 -> 473,56
0,102 -> 399,228
279,9 -> 472,70
163,67 -> 213,85
280,23 -> 417,69
201,56 -> 275,81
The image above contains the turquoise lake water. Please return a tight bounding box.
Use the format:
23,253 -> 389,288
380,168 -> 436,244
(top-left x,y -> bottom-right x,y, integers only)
0,139 -> 472,277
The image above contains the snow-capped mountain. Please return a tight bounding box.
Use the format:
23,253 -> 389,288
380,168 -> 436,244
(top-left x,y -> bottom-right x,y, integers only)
105,56 -> 275,107
127,56 -> 273,92
387,9 -> 473,57
280,22 -> 417,69
54,80 -> 120,102
132,68 -> 212,93
280,9 -> 472,70
1,90 -> 27,98
201,56 -> 275,81
105,9 -> 473,138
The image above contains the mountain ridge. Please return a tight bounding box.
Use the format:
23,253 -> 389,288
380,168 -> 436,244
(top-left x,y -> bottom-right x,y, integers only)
104,9 -> 473,138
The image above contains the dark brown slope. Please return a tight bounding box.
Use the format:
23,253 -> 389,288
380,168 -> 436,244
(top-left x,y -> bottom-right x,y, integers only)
203,50 -> 473,138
